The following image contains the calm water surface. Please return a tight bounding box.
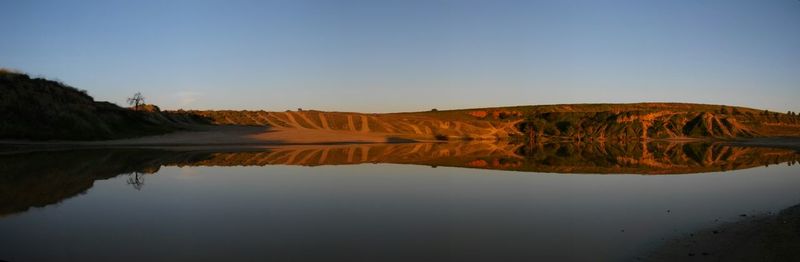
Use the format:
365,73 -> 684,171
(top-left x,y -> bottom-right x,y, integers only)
1,142 -> 799,261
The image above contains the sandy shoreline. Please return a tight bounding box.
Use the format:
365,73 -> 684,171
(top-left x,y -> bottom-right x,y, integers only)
2,125 -> 799,150
0,125 -> 432,149
643,204 -> 800,261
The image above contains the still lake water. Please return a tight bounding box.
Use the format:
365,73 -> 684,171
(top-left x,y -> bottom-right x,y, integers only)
1,142 -> 799,261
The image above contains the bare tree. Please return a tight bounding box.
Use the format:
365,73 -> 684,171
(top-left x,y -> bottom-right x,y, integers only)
127,92 -> 145,110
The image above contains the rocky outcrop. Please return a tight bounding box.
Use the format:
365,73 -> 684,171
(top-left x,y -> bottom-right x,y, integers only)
517,108 -> 797,141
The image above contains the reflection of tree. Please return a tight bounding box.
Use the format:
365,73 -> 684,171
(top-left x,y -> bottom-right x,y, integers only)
126,172 -> 145,190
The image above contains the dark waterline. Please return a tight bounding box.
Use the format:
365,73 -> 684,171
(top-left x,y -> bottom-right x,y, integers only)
1,142 -> 799,261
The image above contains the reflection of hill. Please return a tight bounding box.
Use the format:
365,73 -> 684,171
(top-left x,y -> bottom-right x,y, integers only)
0,149 -> 210,217
184,142 -> 799,174
1,142 -> 798,217
514,142 -> 799,174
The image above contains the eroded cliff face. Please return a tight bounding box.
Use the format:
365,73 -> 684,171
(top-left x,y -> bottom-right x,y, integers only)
517,111 -> 765,141
180,103 -> 800,141
186,110 -> 524,140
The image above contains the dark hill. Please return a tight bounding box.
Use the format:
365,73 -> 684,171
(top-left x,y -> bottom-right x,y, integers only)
0,70 -> 206,140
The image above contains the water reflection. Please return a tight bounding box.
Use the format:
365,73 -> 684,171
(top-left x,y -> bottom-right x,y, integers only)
1,142 -> 800,261
1,142 -> 798,217
186,142 -> 799,174
125,172 -> 146,191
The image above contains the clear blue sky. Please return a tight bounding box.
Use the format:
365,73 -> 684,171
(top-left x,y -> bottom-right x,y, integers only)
1,0 -> 798,112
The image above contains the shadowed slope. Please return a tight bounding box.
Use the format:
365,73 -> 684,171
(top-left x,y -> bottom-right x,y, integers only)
0,70 -> 208,140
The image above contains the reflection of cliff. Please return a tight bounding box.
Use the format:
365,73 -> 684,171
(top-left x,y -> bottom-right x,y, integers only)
187,142 -> 524,168
182,142 -> 800,175
514,142 -> 799,174
1,143 -> 798,217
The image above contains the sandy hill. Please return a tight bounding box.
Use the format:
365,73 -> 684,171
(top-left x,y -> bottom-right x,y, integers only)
2,69 -> 798,142
183,103 -> 800,142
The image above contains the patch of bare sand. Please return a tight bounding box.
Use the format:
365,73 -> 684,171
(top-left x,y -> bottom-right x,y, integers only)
245,127 -> 421,144
0,126 -> 425,147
